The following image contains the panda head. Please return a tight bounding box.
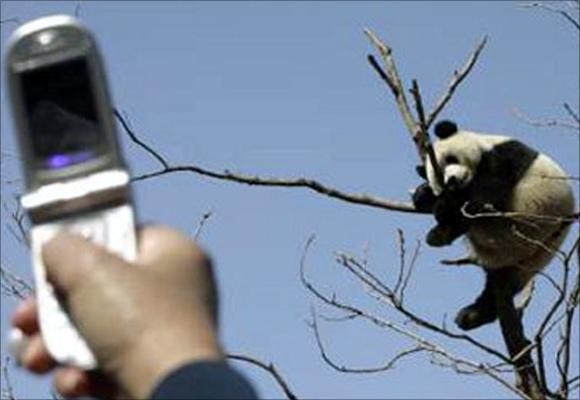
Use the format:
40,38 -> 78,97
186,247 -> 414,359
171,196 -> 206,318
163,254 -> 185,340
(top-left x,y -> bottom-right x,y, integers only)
426,120 -> 499,195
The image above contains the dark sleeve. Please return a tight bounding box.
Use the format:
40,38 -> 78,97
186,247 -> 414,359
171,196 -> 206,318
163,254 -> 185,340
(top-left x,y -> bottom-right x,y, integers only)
150,361 -> 258,400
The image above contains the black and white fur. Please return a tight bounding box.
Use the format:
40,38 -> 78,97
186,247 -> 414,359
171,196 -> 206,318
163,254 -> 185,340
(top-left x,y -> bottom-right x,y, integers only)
413,120 -> 575,330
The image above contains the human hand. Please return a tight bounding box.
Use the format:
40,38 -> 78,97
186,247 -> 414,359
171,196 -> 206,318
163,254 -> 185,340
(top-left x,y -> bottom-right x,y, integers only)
11,225 -> 223,399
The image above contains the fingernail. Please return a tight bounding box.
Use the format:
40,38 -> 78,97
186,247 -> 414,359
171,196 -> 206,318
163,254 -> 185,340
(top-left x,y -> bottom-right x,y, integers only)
7,328 -> 28,365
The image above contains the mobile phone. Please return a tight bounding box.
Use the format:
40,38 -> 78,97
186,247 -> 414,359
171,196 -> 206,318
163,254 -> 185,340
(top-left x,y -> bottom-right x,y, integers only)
5,15 -> 137,369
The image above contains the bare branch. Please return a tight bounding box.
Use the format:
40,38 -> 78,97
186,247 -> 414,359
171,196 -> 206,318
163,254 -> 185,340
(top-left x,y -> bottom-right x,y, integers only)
563,103 -> 580,126
309,312 -> 425,374
228,354 -> 298,400
300,236 -> 511,364
364,28 -> 417,140
410,80 -> 445,187
74,2 -> 82,18
425,35 -> 488,129
116,107 -> 423,214
301,248 -> 528,398
0,262 -> 33,300
365,28 -> 485,192
133,165 -> 420,214
193,210 -> 214,240
1,357 -> 16,400
114,109 -> 169,168
0,18 -> 20,25
513,107 -> 580,132
521,2 -> 580,31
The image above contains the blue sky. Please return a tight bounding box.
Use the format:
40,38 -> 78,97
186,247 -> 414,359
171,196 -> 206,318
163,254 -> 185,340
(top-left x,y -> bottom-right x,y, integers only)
1,1 -> 578,399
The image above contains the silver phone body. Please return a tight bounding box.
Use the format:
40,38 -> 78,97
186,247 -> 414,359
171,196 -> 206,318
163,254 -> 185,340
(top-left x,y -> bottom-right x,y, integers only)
6,15 -> 137,369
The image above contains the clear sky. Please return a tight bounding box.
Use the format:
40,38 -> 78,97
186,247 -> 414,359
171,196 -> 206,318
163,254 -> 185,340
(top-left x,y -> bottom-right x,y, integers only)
1,1 -> 578,399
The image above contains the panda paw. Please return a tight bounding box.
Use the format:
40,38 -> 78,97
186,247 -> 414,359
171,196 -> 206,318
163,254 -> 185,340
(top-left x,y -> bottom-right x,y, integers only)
412,182 -> 436,212
455,303 -> 497,331
426,225 -> 459,247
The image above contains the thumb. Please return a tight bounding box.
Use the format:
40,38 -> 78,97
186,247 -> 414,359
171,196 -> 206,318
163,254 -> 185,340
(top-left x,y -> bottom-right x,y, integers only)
42,232 -> 127,296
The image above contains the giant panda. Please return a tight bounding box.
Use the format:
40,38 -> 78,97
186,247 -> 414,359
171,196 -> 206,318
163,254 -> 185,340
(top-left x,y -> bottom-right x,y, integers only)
412,120 -> 576,330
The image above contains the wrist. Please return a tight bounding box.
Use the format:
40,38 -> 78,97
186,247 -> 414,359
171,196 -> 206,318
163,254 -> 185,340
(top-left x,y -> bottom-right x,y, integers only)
113,323 -> 223,399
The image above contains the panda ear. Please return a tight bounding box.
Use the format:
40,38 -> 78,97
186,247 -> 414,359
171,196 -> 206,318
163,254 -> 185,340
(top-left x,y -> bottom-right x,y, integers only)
416,165 -> 427,179
434,120 -> 458,139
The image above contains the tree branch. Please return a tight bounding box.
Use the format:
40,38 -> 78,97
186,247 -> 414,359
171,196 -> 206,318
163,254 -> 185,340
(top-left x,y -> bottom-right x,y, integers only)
492,270 -> 545,400
300,237 -> 529,399
424,35 -> 488,129
227,354 -> 298,400
114,111 -> 422,214
521,2 -> 580,31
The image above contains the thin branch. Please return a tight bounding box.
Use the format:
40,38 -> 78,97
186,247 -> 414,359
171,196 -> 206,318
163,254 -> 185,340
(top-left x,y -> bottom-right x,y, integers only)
424,35 -> 488,129
193,210 -> 214,240
117,107 -> 422,214
1,357 -> 16,400
513,107 -> 580,132
521,2 -> 580,31
133,165 -> 420,213
227,354 -> 298,400
563,103 -> 580,126
114,109 -> 169,168
300,247 -> 528,398
0,18 -> 20,25
300,236 -> 511,364
74,2 -> 82,18
309,312 -> 425,374
364,28 -> 417,141
410,80 -> 445,188
0,262 -> 33,300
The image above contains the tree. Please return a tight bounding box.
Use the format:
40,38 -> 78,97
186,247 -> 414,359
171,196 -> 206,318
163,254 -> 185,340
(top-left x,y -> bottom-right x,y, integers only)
1,2 -> 578,399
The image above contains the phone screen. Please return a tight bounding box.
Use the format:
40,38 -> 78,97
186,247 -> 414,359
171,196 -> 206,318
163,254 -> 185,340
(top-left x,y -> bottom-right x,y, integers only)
20,58 -> 105,169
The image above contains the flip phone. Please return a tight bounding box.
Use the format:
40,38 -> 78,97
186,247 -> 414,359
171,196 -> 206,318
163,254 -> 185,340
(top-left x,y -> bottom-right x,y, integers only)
5,15 -> 137,369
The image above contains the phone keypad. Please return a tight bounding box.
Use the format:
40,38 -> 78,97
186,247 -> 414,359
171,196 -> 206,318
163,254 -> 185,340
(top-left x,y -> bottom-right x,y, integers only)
30,204 -> 136,369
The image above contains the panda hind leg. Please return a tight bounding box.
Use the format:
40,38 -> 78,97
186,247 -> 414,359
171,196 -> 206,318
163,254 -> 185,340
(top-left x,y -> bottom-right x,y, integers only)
455,268 -> 525,331
455,272 -> 497,330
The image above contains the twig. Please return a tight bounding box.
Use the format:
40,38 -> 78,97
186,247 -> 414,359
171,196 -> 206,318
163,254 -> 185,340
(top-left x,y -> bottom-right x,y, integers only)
228,354 -> 298,400
364,28 -> 417,140
300,236 -> 511,364
425,35 -> 488,129
0,18 -> 20,25
309,311 -> 425,373
300,240 -> 528,398
116,107 -> 423,214
74,2 -> 82,18
521,2 -> 580,31
0,262 -> 33,300
513,107 -> 580,132
563,103 -> 580,126
114,109 -> 169,168
409,80 -> 445,188
1,357 -> 16,400
193,210 -> 214,240
133,165 -> 419,213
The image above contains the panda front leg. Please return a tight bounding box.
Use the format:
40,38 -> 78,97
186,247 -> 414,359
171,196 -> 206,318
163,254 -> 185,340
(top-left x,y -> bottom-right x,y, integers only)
455,268 -> 526,330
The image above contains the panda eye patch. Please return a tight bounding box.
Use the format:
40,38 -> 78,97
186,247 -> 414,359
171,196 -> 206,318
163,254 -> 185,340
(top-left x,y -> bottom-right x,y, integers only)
445,155 -> 459,165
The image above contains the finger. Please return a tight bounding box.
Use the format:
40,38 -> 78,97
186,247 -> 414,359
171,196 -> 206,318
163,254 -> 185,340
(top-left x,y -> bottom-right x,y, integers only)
12,297 -> 40,335
42,231 -> 129,295
137,225 -> 209,270
8,328 -> 29,363
20,334 -> 56,374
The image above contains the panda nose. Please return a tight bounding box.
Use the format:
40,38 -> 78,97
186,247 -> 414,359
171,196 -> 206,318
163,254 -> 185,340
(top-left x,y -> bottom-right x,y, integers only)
447,176 -> 459,190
